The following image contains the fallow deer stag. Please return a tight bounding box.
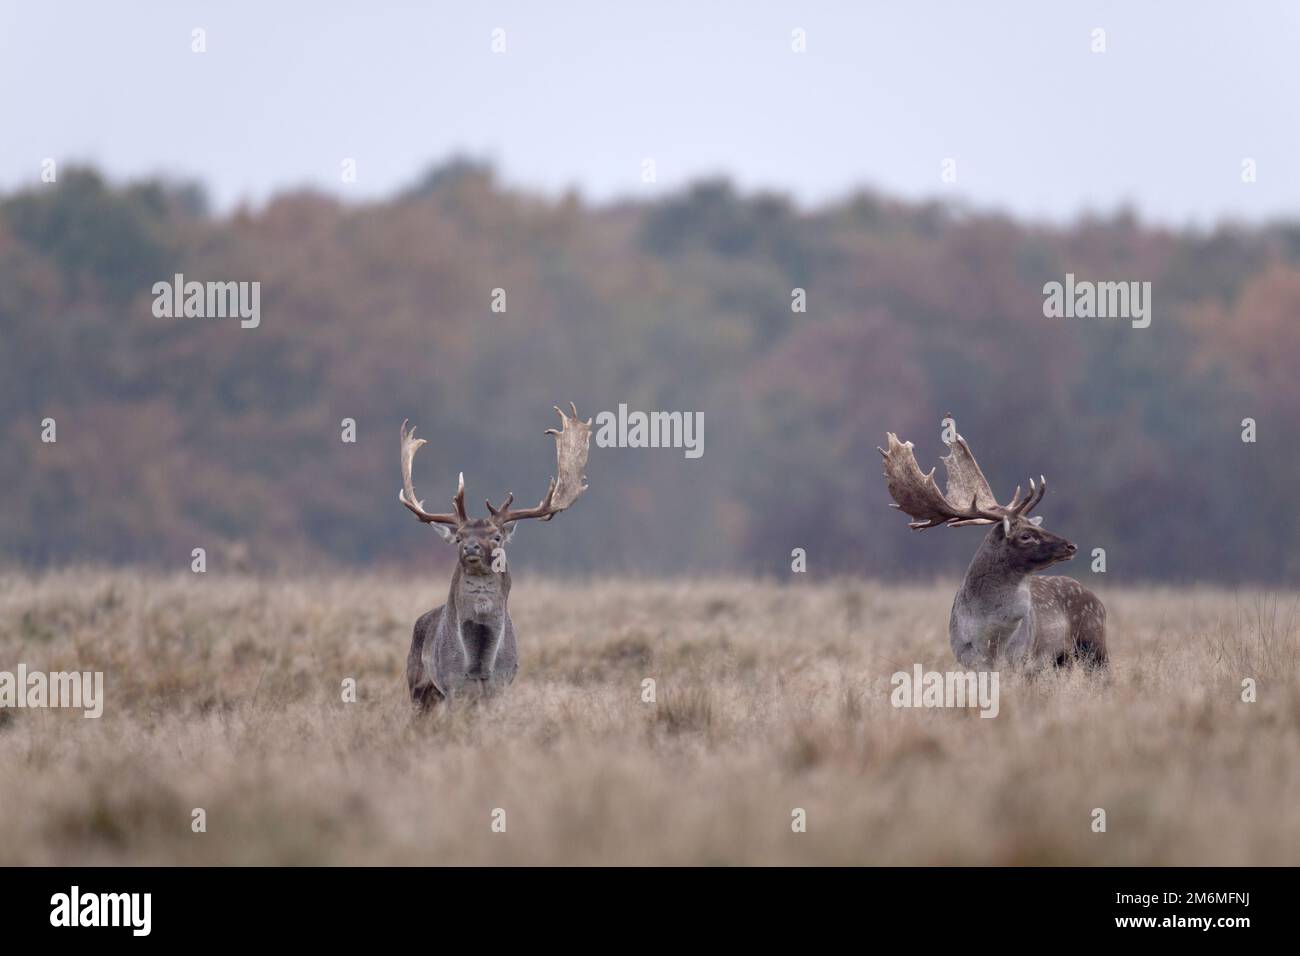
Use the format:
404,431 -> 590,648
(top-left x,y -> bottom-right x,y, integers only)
879,419 -> 1107,669
400,403 -> 591,706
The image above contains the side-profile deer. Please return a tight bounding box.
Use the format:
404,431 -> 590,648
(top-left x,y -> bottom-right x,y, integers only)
399,403 -> 591,706
879,419 -> 1106,670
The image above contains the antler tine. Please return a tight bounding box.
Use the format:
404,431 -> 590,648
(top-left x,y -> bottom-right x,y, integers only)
1007,484 -> 1023,510
451,471 -> 467,522
499,477 -> 557,523
544,405 -> 565,437
1018,475 -> 1047,516
398,419 -> 466,527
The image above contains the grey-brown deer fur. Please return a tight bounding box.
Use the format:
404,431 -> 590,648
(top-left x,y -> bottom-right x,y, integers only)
406,521 -> 517,706
880,420 -> 1107,670
399,404 -> 591,706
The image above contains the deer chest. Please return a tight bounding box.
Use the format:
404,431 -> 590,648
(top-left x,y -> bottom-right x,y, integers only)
457,577 -> 505,626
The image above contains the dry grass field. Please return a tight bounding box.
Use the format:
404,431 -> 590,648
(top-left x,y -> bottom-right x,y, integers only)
1,569 -> 1297,865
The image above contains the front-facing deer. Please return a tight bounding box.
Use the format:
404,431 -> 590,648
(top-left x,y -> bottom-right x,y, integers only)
399,403 -> 591,706
879,419 -> 1107,670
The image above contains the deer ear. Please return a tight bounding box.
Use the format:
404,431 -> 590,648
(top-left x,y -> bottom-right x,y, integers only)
1028,516 -> 1043,527
431,524 -> 457,544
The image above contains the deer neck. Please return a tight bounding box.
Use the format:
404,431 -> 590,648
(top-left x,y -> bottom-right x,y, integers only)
447,563 -> 510,624
958,529 -> 1027,609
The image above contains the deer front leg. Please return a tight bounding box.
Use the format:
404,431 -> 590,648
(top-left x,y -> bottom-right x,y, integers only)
477,630 -> 502,690
459,620 -> 510,686
949,603 -> 992,668
408,606 -> 445,706
950,631 -> 982,668
485,615 -> 519,692
1002,612 -> 1035,668
474,623 -> 521,698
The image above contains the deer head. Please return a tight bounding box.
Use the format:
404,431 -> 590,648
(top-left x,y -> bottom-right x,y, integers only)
878,418 -> 1077,571
399,403 -> 592,574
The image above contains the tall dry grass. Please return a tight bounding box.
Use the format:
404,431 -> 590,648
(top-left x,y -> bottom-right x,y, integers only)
0,569 -> 1296,865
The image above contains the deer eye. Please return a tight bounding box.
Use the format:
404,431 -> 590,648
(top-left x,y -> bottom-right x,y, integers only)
1018,532 -> 1034,543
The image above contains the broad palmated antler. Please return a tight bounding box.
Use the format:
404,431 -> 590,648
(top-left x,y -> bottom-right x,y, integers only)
878,417 -> 1045,530
399,420 -> 467,526
486,403 -> 592,524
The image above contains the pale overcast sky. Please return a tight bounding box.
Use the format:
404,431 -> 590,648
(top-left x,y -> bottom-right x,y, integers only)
2,1 -> 1297,225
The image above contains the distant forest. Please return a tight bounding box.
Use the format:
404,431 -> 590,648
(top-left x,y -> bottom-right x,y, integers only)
3,161 -> 1298,581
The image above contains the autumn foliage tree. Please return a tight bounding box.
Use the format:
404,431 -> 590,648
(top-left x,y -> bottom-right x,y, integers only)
2,162 -> 1297,581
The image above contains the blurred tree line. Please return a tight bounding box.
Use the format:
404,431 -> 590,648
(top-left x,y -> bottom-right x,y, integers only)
2,162 -> 1297,582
